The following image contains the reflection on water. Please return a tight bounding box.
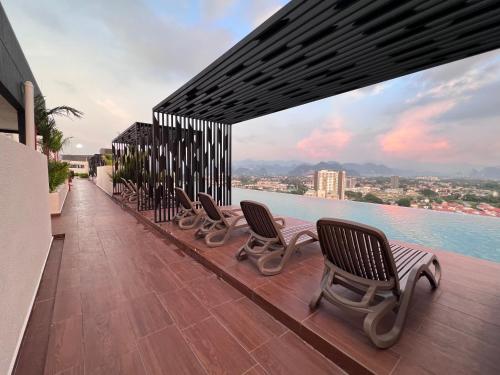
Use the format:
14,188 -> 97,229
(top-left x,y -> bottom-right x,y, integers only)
232,188 -> 500,262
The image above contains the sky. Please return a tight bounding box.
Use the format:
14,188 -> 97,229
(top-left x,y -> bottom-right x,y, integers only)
4,0 -> 500,173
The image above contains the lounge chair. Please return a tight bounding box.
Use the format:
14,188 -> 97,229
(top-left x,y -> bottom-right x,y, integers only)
236,200 -> 317,275
309,218 -> 441,349
120,178 -> 137,202
195,193 -> 247,247
173,187 -> 204,229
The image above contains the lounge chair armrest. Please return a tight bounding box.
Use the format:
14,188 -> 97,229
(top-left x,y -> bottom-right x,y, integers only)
273,216 -> 286,227
222,207 -> 242,216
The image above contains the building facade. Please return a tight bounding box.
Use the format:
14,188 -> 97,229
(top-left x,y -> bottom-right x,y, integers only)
314,170 -> 346,199
390,175 -> 400,189
61,155 -> 90,175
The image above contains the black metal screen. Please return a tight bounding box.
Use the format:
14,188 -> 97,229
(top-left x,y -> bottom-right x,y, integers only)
88,154 -> 105,178
112,122 -> 154,211
152,112 -> 231,222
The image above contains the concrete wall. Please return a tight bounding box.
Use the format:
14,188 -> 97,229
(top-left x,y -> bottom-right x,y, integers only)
95,165 -> 113,195
0,137 -> 52,374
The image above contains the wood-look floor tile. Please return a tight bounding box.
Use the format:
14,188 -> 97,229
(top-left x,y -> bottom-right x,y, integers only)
80,285 -> 126,317
211,298 -> 286,351
224,261 -> 270,290
254,282 -> 311,322
243,365 -> 268,375
303,303 -> 399,375
252,331 -> 343,375
54,363 -> 84,375
44,316 -> 83,374
142,266 -> 182,293
14,323 -> 51,375
27,298 -> 54,331
189,276 -> 243,309
123,293 -> 173,337
87,350 -> 146,375
137,326 -> 206,375
183,317 -> 256,374
168,260 -> 212,283
52,289 -> 82,322
153,244 -> 188,264
158,288 -> 211,329
83,308 -> 137,371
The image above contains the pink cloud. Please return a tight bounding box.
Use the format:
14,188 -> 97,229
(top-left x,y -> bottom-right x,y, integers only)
297,117 -> 352,159
379,101 -> 454,161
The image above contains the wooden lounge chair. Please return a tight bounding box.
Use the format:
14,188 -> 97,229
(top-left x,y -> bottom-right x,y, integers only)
309,218 -> 441,349
173,187 -> 204,229
195,193 -> 247,247
236,200 -> 318,275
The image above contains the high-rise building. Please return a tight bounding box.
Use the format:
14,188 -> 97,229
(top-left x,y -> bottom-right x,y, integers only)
346,176 -> 357,188
314,170 -> 345,199
338,170 -> 346,200
390,175 -> 400,189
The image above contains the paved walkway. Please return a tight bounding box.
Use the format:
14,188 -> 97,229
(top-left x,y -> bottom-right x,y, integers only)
31,179 -> 343,374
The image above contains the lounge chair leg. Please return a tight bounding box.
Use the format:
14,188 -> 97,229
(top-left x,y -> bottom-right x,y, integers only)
363,296 -> 398,349
236,247 -> 248,260
421,257 -> 441,289
257,249 -> 286,276
364,260 -> 440,349
309,288 -> 323,310
309,267 -> 330,310
205,228 -> 231,248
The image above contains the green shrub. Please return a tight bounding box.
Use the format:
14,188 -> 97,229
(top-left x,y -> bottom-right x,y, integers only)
362,193 -> 384,204
396,197 -> 412,207
78,173 -> 89,178
48,160 -> 69,192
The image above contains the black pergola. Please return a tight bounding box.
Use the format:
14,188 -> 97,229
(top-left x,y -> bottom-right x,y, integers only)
112,122 -> 154,211
149,0 -> 500,222
88,154 -> 105,178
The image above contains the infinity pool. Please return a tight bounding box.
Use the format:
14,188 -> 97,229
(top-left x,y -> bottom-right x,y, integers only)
232,188 -> 500,262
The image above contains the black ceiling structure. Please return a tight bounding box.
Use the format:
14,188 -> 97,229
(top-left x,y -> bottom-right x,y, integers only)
154,0 -> 500,125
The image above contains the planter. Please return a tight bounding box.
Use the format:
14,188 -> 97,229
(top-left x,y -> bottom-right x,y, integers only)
49,181 -> 69,215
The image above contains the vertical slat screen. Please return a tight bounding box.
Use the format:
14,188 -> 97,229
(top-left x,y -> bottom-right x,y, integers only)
152,111 -> 232,222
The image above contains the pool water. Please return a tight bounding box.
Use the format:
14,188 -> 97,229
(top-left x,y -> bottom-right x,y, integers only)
232,188 -> 500,262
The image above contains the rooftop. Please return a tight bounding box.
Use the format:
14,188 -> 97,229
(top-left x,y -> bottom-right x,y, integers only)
14,180 -> 500,374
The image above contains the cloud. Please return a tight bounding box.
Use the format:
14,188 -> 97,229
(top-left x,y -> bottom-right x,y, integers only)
296,117 -> 352,160
246,0 -> 285,27
344,83 -> 388,99
95,98 -> 131,122
410,51 -> 500,104
379,101 -> 454,161
201,0 -> 236,20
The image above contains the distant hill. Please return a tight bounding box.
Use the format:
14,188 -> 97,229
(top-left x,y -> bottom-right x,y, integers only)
470,166 -> 500,180
233,160 -> 404,177
232,160 -> 500,180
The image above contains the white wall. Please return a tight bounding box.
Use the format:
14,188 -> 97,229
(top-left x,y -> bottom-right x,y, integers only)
0,137 -> 52,374
95,165 -> 113,195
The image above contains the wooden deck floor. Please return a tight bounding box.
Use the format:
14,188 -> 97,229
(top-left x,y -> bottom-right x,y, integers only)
131,188 -> 500,374
14,180 -> 500,374
14,180 -> 343,375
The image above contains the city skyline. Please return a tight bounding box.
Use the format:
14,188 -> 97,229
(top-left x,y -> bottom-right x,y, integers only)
4,0 -> 500,174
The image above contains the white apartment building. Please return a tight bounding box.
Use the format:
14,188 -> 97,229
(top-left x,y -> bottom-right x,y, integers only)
314,169 -> 346,199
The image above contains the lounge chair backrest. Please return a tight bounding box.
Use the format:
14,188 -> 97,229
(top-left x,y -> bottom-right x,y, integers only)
198,193 -> 224,222
175,187 -> 193,210
316,218 -> 399,290
240,200 -> 284,245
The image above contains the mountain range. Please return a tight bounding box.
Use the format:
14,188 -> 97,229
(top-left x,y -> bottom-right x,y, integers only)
233,160 -> 500,180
